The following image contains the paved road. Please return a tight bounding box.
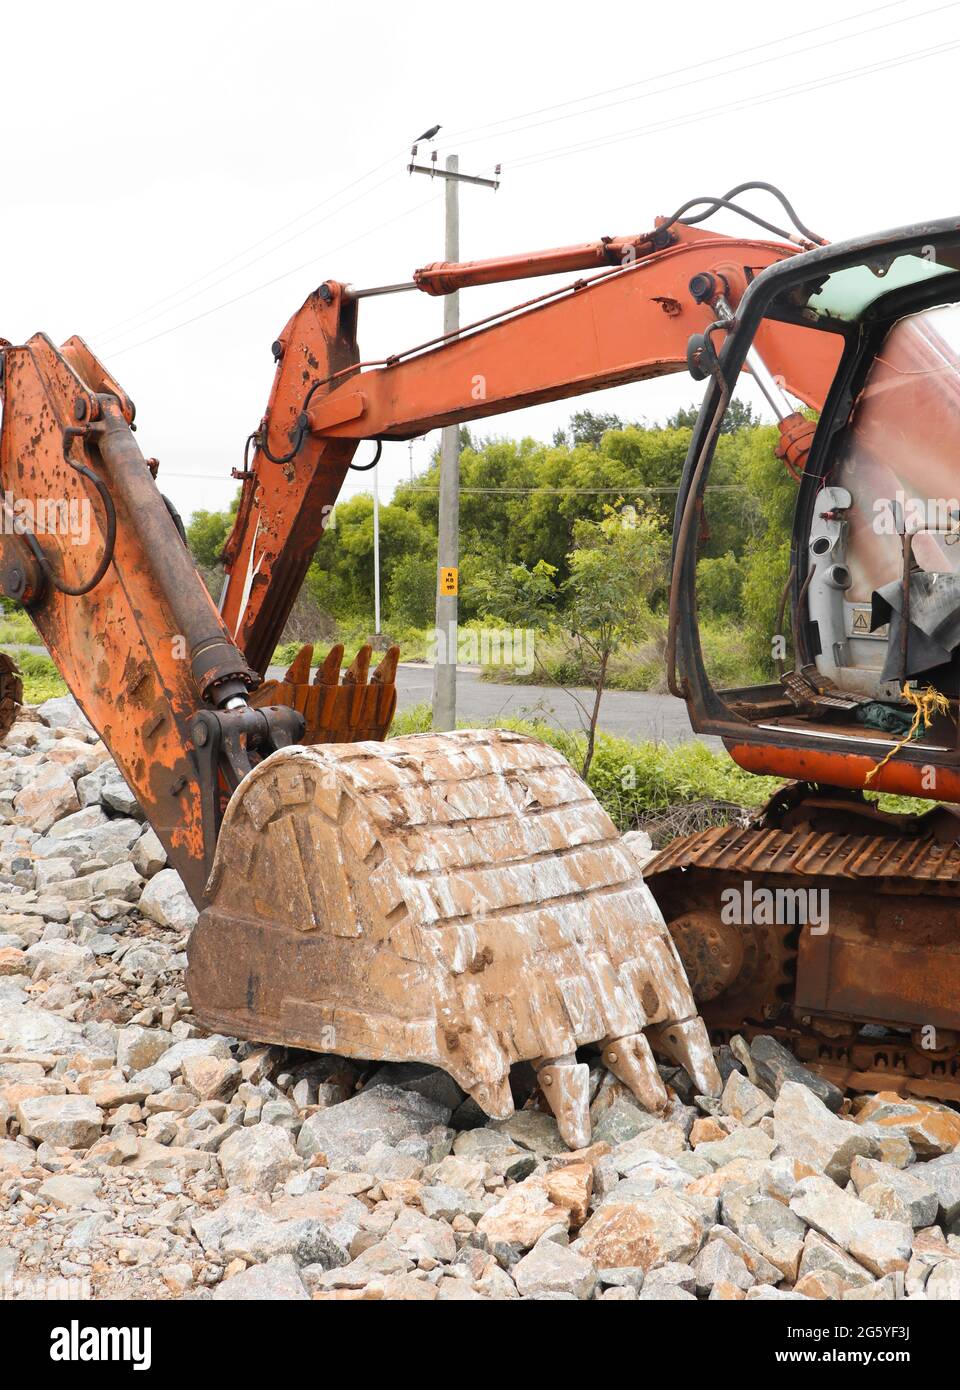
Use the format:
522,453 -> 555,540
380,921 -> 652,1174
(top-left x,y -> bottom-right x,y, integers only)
392,666 -> 720,745
12,639 -> 718,747
265,660 -> 720,746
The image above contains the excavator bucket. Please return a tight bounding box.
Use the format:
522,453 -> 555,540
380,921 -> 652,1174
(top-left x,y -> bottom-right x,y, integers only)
0,654 -> 23,744
250,642 -> 399,744
186,728 -> 720,1146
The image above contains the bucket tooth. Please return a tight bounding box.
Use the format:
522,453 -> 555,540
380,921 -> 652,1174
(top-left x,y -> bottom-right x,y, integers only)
372,645 -> 399,685
648,1017 -> 722,1097
602,1033 -> 669,1112
316,642 -> 345,685
344,643 -> 372,685
283,643 -> 314,685
468,1073 -> 514,1121
536,1055 -> 591,1150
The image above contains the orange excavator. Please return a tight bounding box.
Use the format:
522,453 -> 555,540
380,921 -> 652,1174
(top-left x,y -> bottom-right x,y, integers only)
3,182 -> 960,1144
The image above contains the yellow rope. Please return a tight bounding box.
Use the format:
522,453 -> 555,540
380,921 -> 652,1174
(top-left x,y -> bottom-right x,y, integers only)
864,683 -> 951,785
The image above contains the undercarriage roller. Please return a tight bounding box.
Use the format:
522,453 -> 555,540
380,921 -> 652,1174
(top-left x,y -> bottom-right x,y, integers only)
186,728 -> 720,1146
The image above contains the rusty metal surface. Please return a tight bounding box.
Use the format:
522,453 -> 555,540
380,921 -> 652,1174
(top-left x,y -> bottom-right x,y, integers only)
0,336 -> 215,902
187,728 -> 720,1143
250,642 -> 398,744
647,815 -> 960,1104
647,821 -> 960,886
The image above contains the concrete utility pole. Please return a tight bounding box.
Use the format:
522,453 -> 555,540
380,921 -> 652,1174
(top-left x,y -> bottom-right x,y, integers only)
434,154 -> 460,731
408,147 -> 499,730
372,458 -> 381,635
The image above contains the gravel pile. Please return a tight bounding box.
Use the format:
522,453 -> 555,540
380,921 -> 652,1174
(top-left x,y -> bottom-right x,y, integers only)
2,697 -> 960,1301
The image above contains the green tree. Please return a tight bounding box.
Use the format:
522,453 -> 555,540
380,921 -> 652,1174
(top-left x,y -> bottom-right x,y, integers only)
186,499 -> 238,568
308,494 -> 431,624
479,504 -> 669,776
569,410 -> 623,447
665,398 -> 759,433
387,553 -> 436,628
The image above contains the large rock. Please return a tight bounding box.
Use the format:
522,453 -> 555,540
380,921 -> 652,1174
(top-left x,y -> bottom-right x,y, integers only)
16,1094 -> 103,1148
476,1180 -> 571,1251
918,1153 -> 960,1226
218,1124 -> 301,1193
45,805 -> 105,841
13,764 -> 79,833
926,1261 -> 960,1299
138,869 -> 198,930
194,1195 -> 355,1271
790,1175 -> 878,1251
25,939 -> 94,975
773,1081 -> 875,1181
365,1061 -> 464,1111
132,828 -> 167,878
58,862 -> 143,904
855,1092 -> 960,1158
37,1175 -> 103,1210
847,1220 -> 913,1277
798,1230 -> 875,1290
212,1254 -> 308,1300
154,1036 -> 231,1076
181,1055 -> 240,1102
721,1184 -> 806,1281
76,762 -> 136,813
296,1084 -> 452,1171
750,1034 -> 843,1111
0,1001 -> 84,1056
574,1190 -> 705,1273
721,1070 -> 773,1125
690,1238 -> 755,1296
513,1242 -> 597,1299
849,1156 -> 939,1229
0,1139 -> 40,1171
116,1026 -> 173,1073
36,695 -> 93,733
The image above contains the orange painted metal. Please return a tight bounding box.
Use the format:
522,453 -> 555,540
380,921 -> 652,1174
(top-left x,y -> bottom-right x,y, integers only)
249,641 -> 399,743
412,224 -> 686,294
311,237 -> 838,440
0,336 -> 231,902
725,740 -> 960,803
219,229 -> 838,680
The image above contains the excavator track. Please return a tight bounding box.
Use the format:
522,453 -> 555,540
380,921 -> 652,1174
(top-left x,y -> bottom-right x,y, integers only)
645,817 -> 960,1104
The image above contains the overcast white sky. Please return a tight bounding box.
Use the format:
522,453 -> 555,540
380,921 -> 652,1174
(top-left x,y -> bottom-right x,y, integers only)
3,0 -> 958,519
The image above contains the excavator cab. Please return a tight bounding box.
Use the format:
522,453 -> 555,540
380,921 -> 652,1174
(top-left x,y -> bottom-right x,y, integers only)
670,217 -> 960,799
649,218 -> 960,1098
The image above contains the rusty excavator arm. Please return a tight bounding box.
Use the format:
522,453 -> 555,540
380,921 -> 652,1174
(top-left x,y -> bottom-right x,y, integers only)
0,194 -> 838,1144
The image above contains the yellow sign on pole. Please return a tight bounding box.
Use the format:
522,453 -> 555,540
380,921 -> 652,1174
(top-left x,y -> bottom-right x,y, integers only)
439,566 -> 459,596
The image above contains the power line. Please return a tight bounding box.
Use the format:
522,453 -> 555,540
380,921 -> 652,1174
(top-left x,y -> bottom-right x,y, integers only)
91,145 -> 411,341
510,36 -> 960,170
442,0 -> 927,144
160,476 -> 741,496
444,0 -> 957,154
97,167 -> 403,349
108,192 -> 441,357
92,1 -> 930,352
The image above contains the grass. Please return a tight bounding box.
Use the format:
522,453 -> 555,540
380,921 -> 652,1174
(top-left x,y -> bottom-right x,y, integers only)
0,611 -> 39,647
477,615 -> 765,693
6,651 -> 68,703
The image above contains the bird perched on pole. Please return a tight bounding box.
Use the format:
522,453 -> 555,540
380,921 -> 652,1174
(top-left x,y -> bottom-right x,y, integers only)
415,123 -> 441,142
